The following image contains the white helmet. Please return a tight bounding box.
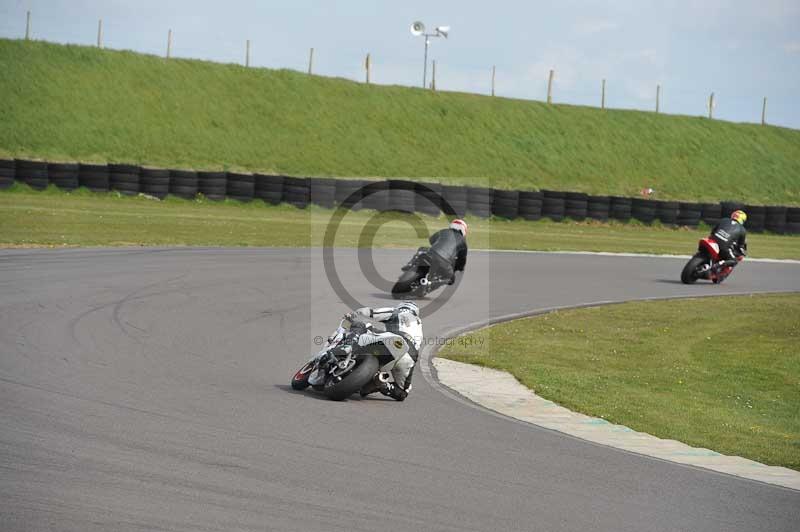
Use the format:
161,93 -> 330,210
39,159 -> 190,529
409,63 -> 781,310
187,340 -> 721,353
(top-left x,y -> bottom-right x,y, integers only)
396,301 -> 419,317
449,219 -> 468,236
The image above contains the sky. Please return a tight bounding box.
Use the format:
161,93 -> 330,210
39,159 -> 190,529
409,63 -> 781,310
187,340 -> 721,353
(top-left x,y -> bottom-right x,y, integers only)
2,0 -> 799,129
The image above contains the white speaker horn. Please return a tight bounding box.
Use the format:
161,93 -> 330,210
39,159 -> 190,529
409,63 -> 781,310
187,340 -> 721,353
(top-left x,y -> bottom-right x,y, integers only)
410,21 -> 425,36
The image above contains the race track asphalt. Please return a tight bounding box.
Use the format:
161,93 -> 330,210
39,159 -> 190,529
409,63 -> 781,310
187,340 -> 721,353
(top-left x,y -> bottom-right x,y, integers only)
1,247 -> 798,532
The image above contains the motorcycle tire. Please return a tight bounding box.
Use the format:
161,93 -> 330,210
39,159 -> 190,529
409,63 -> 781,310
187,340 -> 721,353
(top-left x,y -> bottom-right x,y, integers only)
392,269 -> 420,295
681,254 -> 705,284
291,361 -> 315,390
323,356 -> 379,401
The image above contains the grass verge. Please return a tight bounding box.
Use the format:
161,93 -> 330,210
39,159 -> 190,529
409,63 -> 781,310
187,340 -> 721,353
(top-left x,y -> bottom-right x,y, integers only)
2,184 -> 800,258
439,293 -> 800,470
1,39 -> 799,204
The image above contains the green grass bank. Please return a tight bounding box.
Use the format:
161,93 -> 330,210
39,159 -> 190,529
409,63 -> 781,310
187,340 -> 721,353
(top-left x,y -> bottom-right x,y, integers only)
2,184 -> 800,258
439,294 -> 800,470
1,39 -> 799,205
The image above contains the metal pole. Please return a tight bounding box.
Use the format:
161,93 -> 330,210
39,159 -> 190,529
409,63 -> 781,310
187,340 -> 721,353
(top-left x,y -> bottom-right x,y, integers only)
492,65 -> 496,97
97,19 -> 103,49
308,47 -> 314,75
245,40 -> 250,67
25,11 -> 31,40
422,37 -> 429,88
656,84 -> 661,113
547,69 -> 554,104
761,97 -> 767,126
708,92 -> 714,119
166,29 -> 172,58
601,79 -> 606,109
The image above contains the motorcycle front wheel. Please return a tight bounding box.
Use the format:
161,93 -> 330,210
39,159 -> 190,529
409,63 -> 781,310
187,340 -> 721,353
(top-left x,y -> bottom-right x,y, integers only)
291,361 -> 315,390
323,356 -> 379,401
681,254 -> 706,284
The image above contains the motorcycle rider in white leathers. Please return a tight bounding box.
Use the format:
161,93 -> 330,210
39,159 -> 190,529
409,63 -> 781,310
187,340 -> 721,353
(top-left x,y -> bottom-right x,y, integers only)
350,301 -> 423,401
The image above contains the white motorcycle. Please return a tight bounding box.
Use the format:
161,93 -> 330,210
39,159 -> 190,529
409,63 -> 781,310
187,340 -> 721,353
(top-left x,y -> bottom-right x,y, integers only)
291,315 -> 418,401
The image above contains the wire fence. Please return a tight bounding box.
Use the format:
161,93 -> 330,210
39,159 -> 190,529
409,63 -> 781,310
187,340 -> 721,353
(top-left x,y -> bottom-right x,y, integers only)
4,9 -> 797,129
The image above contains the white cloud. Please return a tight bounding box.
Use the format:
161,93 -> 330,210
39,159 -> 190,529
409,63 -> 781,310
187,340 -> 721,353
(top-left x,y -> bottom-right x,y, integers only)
784,42 -> 800,54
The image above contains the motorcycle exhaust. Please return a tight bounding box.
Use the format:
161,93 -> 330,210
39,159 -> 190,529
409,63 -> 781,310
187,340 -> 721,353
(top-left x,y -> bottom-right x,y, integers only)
419,276 -> 430,286
377,371 -> 392,383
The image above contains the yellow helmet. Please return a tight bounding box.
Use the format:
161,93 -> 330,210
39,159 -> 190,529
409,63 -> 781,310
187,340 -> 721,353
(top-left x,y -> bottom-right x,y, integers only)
730,210 -> 747,224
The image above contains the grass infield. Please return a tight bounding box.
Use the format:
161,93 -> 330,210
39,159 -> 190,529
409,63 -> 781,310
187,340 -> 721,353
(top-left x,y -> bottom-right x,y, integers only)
439,294 -> 800,470
1,185 -> 800,258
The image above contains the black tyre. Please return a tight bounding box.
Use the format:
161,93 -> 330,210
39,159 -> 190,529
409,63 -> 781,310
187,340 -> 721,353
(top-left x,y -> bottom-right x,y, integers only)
681,254 -> 705,284
324,356 -> 379,401
291,361 -> 315,390
392,269 -> 421,295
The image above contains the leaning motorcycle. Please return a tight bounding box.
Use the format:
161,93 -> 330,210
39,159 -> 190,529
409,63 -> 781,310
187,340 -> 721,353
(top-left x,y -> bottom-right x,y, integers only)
290,317 -> 411,401
681,237 -> 744,284
391,247 -> 449,298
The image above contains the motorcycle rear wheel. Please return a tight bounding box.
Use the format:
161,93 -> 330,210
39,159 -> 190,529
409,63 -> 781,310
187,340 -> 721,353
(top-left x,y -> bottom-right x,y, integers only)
323,356 -> 379,401
392,269 -> 421,296
681,254 -> 705,284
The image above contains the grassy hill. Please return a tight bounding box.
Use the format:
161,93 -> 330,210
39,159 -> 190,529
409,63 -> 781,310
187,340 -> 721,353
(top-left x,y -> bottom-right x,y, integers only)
1,38 -> 799,204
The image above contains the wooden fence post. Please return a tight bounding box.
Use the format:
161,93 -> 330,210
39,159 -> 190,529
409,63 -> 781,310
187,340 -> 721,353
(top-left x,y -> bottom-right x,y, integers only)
601,79 -> 606,109
491,65 -> 496,97
97,19 -> 103,49
547,69 -> 554,104
308,47 -> 314,75
365,53 -> 371,84
166,29 -> 172,58
245,40 -> 250,67
708,92 -> 714,119
656,84 -> 661,113
25,11 -> 31,40
761,97 -> 767,126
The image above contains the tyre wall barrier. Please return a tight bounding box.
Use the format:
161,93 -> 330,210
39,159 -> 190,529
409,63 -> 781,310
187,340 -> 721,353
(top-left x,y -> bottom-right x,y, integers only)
564,191 -> 588,220
416,182 -> 443,217
0,159 -> 14,189
542,190 -> 566,221
361,180 -> 389,212
309,177 -> 336,209
254,173 -> 283,205
140,168 -> 169,198
765,206 -> 787,234
744,204 -> 766,233
78,163 -> 109,192
492,189 -> 519,219
388,180 -> 416,213
110,164 -> 140,195
610,196 -> 632,221
441,185 -> 468,217
5,158 -> 799,234
198,171 -> 227,201
335,178 -> 364,210
16,159 -> 49,190
587,195 -> 610,221
467,187 -> 493,218
227,172 -> 255,202
48,162 -> 79,191
677,202 -> 702,227
518,190 -> 543,221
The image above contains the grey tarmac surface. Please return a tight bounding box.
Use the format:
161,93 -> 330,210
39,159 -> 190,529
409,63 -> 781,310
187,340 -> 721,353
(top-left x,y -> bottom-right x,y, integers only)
1,247 -> 798,532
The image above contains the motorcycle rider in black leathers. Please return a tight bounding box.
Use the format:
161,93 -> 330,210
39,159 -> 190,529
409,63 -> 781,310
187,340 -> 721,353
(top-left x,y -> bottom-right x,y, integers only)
427,219 -> 468,286
710,209 -> 748,270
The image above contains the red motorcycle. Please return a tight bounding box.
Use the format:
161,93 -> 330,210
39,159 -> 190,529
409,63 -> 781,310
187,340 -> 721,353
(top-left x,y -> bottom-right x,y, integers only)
681,237 -> 744,284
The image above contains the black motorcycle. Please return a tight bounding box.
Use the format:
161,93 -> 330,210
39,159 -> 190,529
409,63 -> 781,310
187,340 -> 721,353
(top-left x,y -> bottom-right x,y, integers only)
391,247 -> 449,298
